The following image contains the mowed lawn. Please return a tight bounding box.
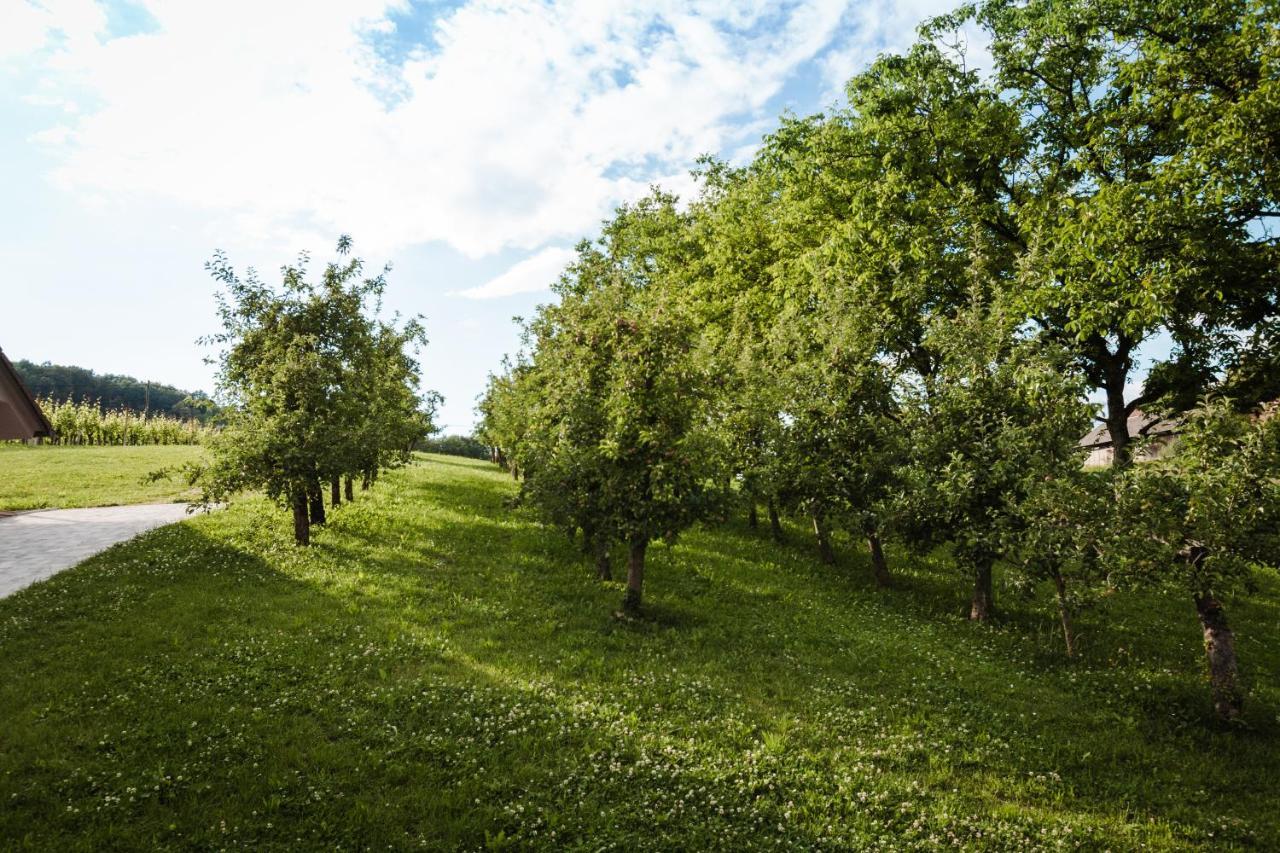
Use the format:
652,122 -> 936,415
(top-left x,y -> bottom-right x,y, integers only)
0,444 -> 206,511
1,454 -> 1278,850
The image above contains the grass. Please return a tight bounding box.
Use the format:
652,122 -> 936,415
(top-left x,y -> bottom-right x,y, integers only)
0,444 -> 206,510
1,452 -> 1277,850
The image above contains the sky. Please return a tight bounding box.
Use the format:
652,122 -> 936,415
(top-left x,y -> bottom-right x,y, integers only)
1,0 -> 989,434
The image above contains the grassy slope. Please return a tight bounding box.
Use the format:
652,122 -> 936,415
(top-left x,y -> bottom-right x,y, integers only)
0,445 -> 205,511
0,454 -> 1277,850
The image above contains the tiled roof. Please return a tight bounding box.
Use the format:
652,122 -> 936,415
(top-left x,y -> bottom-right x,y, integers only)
1079,408 -> 1180,448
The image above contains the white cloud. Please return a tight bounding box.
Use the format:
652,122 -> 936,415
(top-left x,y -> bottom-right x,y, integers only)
817,0 -> 993,100
0,0 -> 105,61
455,246 -> 576,299
8,0 -> 875,260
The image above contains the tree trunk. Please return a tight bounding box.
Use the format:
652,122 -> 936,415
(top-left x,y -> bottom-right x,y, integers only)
308,482 -> 326,526
812,512 -> 836,565
1104,385 -> 1133,468
362,470 -> 371,491
291,490 -> 310,546
1194,592 -> 1243,721
866,530 -> 891,588
970,559 -> 994,621
1097,341 -> 1135,469
331,476 -> 341,508
1052,568 -> 1075,657
768,498 -> 784,543
594,536 -> 612,581
748,503 -> 759,528
344,477 -> 354,502
622,537 -> 647,614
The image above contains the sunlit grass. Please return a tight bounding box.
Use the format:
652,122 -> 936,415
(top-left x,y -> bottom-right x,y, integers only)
0,453 -> 1276,849
0,444 -> 206,511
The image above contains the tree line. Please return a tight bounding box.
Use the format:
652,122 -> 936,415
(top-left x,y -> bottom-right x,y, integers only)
15,360 -> 220,422
479,0 -> 1280,722
418,434 -> 492,460
195,236 -> 436,546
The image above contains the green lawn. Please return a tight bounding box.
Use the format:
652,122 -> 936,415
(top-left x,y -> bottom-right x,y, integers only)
0,444 -> 205,511
1,454 -> 1277,850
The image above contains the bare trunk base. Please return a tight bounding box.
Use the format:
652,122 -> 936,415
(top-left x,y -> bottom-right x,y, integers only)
331,476 -> 341,508
622,538 -> 647,615
768,499 -> 784,543
291,492 -> 310,546
867,531 -> 891,588
970,561 -> 993,621
308,482 -> 326,526
344,477 -> 354,502
595,538 -> 612,581
812,513 -> 835,565
1053,570 -> 1075,657
748,504 -> 759,529
1195,592 -> 1243,721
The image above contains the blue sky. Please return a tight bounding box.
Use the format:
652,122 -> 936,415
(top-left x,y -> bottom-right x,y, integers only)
1,0 -> 983,433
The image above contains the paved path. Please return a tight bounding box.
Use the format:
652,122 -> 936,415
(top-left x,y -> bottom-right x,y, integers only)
0,504 -> 195,598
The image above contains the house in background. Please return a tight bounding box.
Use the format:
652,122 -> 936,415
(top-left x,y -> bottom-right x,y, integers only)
0,347 -> 54,441
1079,409 -> 1179,468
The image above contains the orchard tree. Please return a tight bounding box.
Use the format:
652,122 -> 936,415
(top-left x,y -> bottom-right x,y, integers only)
1106,399 -> 1280,720
770,301 -> 903,585
515,194 -> 729,614
1003,468 -> 1114,656
687,159 -> 793,541
897,302 -> 1093,620
514,245 -> 619,579
348,318 -> 434,493
200,237 -> 430,545
595,283 -> 728,614
799,43 -> 1026,383
476,358 -> 537,479
923,0 -> 1279,466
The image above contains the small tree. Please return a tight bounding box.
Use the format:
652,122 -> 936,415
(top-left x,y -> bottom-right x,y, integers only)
200,237 -> 428,544
1106,399 -> 1280,720
515,270 -> 618,579
476,358 -> 537,479
515,194 -> 729,614
897,303 -> 1093,620
773,338 -> 902,586
1004,468 -> 1114,656
603,295 -> 728,614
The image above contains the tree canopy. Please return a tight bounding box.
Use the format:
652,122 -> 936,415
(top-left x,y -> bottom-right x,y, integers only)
478,0 -> 1280,721
198,237 -> 434,545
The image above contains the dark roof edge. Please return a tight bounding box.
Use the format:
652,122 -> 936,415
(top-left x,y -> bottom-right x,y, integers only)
0,348 -> 55,437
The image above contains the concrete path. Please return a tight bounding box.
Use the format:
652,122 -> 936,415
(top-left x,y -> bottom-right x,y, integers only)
0,504 -> 195,598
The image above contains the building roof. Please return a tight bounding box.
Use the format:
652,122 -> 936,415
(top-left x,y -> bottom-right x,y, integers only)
0,348 -> 54,440
1079,408 -> 1179,449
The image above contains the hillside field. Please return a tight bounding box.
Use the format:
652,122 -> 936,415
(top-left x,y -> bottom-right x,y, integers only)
0,444 -> 206,511
1,452 -> 1278,850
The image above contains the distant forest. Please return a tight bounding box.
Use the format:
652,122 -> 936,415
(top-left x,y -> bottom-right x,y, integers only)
417,434 -> 489,460
14,360 -> 218,422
